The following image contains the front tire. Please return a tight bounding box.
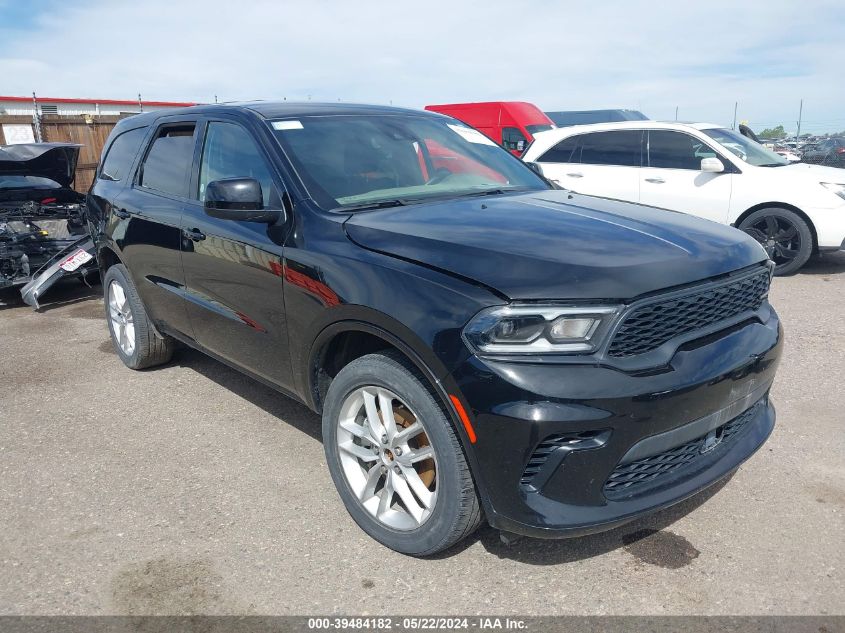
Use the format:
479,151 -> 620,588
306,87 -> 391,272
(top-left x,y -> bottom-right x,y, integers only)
103,264 -> 174,369
738,207 -> 813,276
322,351 -> 482,556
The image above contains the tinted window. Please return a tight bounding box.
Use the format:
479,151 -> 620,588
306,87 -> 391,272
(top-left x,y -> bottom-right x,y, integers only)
579,131 -> 642,166
199,122 -> 276,207
538,136 -> 579,163
422,138 -> 509,185
100,127 -> 147,181
647,131 -> 712,170
502,127 -> 527,152
138,124 -> 196,196
269,115 -> 546,210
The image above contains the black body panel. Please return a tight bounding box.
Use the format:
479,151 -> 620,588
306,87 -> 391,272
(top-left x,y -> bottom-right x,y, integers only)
344,190 -> 767,301
0,143 -> 82,188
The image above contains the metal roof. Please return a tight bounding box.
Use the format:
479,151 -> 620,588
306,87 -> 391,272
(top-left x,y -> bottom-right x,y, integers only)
0,95 -> 196,107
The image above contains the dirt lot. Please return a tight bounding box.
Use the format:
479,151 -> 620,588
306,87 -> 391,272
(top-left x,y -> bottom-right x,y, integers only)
1,254 -> 843,616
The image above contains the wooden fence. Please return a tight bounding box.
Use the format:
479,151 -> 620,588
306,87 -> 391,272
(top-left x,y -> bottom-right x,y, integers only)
1,114 -> 123,193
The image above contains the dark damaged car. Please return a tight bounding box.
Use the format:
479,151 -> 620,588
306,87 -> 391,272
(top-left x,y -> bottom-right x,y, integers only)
87,103 -> 782,555
0,143 -> 96,306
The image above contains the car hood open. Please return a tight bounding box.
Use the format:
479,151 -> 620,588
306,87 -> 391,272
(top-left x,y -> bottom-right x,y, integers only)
344,190 -> 768,301
0,143 -> 82,188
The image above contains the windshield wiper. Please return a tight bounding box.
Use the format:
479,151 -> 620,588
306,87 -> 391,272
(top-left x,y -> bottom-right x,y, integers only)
758,163 -> 787,167
451,187 -> 530,199
336,187 -> 531,211
336,199 -> 409,212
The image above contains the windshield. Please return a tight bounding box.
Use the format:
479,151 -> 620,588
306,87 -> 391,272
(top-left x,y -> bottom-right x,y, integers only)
525,124 -> 554,135
0,175 -> 63,190
269,114 -> 548,210
701,128 -> 789,167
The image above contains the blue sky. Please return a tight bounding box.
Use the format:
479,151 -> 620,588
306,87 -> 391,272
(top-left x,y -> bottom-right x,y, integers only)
1,0 -> 844,134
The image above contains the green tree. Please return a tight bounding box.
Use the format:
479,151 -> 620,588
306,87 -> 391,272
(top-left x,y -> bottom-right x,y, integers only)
758,125 -> 787,139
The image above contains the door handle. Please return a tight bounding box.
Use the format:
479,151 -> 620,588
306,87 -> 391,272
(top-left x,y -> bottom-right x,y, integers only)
183,228 -> 206,242
566,172 -> 584,178
645,177 -> 665,184
113,208 -> 130,219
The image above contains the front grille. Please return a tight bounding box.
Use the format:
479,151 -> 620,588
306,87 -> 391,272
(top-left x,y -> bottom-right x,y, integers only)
603,401 -> 763,499
608,268 -> 770,358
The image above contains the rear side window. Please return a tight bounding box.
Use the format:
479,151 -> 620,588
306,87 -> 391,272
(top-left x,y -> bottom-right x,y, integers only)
100,127 -> 147,181
538,136 -> 579,163
138,124 -> 196,197
647,131 -> 707,170
579,131 -> 642,166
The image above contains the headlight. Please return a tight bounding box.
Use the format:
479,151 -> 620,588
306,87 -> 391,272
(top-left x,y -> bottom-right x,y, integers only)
820,182 -> 845,200
462,305 -> 620,354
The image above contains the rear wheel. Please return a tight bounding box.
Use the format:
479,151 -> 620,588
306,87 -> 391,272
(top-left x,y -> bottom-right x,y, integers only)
322,351 -> 482,555
103,264 -> 174,369
738,207 -> 812,276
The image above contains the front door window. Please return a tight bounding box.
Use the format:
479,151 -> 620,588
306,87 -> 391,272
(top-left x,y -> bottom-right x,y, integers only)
198,122 -> 276,207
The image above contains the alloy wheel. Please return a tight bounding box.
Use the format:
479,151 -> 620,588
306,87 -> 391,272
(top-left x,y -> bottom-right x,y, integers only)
742,215 -> 801,269
336,386 -> 438,530
108,280 -> 136,356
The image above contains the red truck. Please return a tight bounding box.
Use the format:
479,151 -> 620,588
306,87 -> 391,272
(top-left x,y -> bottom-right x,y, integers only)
424,101 -> 555,156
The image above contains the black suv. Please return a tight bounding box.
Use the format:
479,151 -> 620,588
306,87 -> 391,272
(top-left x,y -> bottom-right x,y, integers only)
88,103 -> 782,555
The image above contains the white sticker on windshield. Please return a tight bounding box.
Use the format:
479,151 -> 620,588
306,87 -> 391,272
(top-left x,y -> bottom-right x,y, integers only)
272,120 -> 304,130
447,124 -> 497,146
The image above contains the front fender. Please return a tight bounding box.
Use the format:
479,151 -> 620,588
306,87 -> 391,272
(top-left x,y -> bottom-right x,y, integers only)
306,311 -> 454,403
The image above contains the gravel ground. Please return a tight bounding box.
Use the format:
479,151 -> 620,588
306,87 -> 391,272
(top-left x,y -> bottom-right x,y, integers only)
0,253 -> 843,616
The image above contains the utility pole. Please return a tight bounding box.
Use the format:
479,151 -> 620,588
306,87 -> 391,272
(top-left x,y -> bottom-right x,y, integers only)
31,92 -> 42,142
675,106 -> 678,121
732,102 -> 738,130
796,99 -> 803,142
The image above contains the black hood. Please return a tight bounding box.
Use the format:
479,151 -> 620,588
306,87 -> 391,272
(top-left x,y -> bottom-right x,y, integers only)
0,143 -> 82,188
344,190 -> 769,301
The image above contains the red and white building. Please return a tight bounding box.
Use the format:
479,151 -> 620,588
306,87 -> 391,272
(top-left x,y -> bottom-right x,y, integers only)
0,95 -> 196,118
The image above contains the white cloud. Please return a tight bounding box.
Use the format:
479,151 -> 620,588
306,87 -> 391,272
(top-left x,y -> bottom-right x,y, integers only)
1,0 -> 843,133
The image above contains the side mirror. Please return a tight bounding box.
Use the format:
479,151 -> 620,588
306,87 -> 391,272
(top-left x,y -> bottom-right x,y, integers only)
525,161 -> 543,175
204,178 -> 280,223
700,157 -> 725,173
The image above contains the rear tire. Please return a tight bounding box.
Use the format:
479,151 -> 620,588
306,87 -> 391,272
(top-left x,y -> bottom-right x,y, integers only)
103,264 -> 174,369
322,351 -> 482,556
738,207 -> 812,276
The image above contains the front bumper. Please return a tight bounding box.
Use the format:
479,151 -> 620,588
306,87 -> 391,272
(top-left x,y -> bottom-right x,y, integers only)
450,306 -> 782,538
820,236 -> 845,252
806,202 -> 845,250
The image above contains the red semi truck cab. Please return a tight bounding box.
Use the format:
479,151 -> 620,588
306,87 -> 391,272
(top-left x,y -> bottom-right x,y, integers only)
424,101 -> 555,156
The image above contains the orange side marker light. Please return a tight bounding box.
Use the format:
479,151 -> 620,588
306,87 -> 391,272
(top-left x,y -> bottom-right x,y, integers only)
449,394 -> 477,444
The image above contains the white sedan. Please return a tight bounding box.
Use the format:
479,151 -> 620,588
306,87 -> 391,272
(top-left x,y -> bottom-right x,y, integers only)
524,121 -> 845,275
